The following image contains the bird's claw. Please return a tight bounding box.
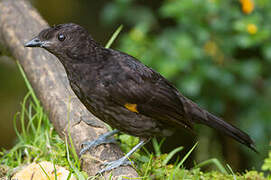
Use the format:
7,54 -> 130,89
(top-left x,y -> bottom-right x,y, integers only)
79,130 -> 119,155
79,138 -> 117,155
97,157 -> 133,175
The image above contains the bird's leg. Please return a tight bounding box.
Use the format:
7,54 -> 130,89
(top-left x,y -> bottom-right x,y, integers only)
79,129 -> 119,155
97,138 -> 148,174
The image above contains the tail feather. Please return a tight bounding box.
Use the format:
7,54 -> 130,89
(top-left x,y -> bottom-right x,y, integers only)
185,99 -> 258,153
201,111 -> 257,153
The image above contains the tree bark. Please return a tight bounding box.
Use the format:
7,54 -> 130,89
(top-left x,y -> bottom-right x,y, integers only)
0,0 -> 139,178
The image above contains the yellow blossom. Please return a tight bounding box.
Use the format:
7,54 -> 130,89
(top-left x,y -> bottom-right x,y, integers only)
247,24 -> 258,34
240,0 -> 254,14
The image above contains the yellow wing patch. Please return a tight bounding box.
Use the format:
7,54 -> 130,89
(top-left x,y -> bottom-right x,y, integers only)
124,103 -> 139,113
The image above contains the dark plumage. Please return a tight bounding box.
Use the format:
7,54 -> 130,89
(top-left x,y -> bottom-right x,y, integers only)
25,23 -> 257,172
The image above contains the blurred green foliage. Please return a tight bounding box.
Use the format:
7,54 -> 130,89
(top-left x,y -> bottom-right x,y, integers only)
262,150 -> 271,172
101,0 -> 271,170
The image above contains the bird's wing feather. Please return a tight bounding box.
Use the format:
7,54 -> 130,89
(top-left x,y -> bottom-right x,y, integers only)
104,50 -> 193,130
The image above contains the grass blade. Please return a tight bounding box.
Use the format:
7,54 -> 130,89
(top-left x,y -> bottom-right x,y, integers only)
53,162 -> 58,180
39,164 -> 51,180
177,142 -> 198,168
152,137 -> 161,156
16,61 -> 40,107
194,158 -> 228,174
226,164 -> 236,180
105,25 -> 123,48
162,146 -> 184,166
65,135 -> 85,180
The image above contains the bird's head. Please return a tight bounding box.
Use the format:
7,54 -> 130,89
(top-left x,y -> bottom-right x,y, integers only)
25,23 -> 96,60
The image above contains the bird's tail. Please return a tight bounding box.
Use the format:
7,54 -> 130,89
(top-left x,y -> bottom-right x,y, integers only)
185,99 -> 258,153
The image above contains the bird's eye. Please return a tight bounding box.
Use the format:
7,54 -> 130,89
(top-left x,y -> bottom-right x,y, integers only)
58,33 -> 66,42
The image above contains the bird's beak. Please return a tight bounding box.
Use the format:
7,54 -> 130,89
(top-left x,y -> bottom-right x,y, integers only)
24,37 -> 44,47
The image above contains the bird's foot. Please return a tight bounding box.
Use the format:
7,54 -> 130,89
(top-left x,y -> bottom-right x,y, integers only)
79,129 -> 119,155
97,156 -> 133,174
97,139 -> 147,174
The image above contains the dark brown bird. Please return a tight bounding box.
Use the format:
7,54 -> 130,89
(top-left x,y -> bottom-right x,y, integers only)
25,23 -> 257,173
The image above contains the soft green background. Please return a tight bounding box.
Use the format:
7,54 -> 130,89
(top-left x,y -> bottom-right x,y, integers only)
0,0 -> 270,174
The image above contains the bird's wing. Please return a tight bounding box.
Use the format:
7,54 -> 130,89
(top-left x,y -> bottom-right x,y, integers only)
104,50 -> 193,130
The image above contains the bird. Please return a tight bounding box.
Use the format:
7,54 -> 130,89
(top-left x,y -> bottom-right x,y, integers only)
25,23 -> 257,173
